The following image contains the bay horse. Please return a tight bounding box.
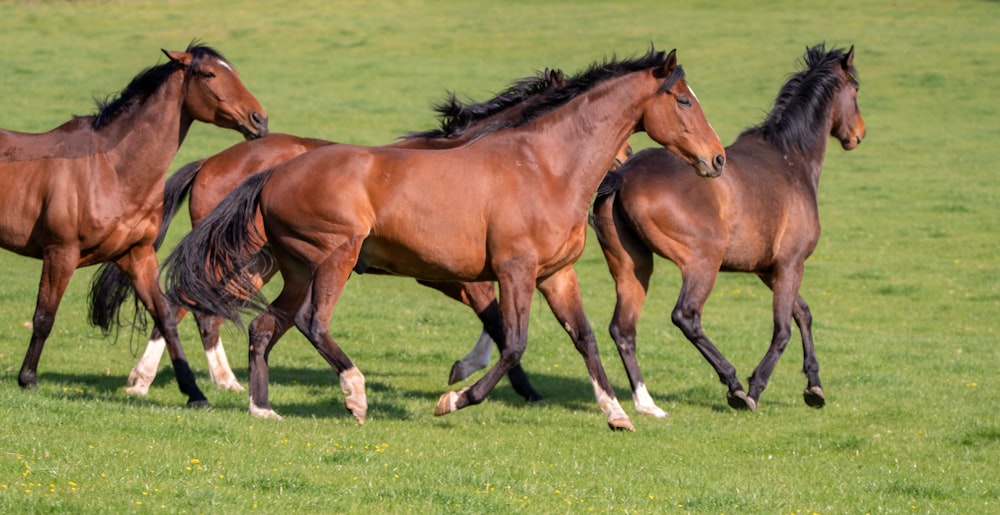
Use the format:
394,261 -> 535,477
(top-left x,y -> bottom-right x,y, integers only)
164,47 -> 726,430
116,69 -> 628,403
590,44 -> 865,416
0,43 -> 268,406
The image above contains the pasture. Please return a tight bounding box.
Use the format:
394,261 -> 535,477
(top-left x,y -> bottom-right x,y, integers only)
1,0 -> 997,512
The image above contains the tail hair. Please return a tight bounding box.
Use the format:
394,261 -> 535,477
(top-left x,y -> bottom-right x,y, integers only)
162,168 -> 276,326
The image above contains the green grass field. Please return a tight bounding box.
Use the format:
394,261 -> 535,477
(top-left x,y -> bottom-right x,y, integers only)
1,1 -> 997,513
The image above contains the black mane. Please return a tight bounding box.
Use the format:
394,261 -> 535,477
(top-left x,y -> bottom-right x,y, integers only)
405,71 -> 558,140
741,43 -> 857,154
515,46 -> 674,128
90,43 -> 228,131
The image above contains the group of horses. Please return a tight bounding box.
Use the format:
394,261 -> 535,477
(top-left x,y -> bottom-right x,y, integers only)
1,41 -> 864,431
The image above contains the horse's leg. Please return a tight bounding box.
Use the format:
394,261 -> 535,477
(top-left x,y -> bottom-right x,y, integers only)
125,312 -> 178,396
793,294 -> 825,408
537,267 -> 633,431
118,246 -> 208,407
672,266 -> 751,410
421,280 -> 543,401
747,265 -> 804,406
599,225 -> 667,418
18,248 -> 77,389
293,257 -> 367,424
196,312 -> 244,392
435,257 -> 536,416
246,286 -> 303,420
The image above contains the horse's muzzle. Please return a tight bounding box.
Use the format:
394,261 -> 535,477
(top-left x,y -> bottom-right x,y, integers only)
241,111 -> 269,140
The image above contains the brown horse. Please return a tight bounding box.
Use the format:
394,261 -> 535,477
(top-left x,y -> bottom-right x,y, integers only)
164,47 -> 725,430
118,69 -> 626,403
1,44 -> 268,406
590,44 -> 865,415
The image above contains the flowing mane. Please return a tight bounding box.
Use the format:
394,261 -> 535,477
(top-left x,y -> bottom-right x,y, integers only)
515,46 -> 682,128
741,44 -> 858,154
405,71 -> 559,140
90,44 -> 230,130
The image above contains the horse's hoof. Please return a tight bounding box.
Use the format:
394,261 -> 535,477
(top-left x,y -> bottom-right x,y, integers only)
525,393 -> 546,404
124,384 -> 150,396
216,380 -> 245,393
636,404 -> 669,418
345,398 -> 367,425
803,386 -> 825,408
187,399 -> 211,409
727,390 -> 757,411
248,402 -> 283,420
435,391 -> 460,416
448,361 -> 470,385
608,416 -> 635,432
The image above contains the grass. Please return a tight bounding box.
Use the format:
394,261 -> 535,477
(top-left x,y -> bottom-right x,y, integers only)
1,0 -> 999,512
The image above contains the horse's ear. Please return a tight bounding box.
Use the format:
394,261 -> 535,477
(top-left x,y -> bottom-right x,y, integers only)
162,49 -> 192,66
545,68 -> 566,87
657,49 -> 678,78
842,45 -> 855,70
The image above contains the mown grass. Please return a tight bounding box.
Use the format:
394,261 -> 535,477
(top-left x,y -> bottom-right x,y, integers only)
1,0 -> 998,513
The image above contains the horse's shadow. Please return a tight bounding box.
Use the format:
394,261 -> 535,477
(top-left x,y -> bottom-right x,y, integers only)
34,365 -> 737,420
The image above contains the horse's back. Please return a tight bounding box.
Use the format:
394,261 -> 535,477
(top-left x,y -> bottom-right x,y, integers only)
189,133 -> 336,223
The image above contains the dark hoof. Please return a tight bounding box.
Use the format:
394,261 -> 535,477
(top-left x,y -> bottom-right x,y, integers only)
447,361 -> 464,385
803,386 -> 825,408
18,379 -> 38,390
187,399 -> 211,409
524,393 -> 546,403
727,390 -> 757,411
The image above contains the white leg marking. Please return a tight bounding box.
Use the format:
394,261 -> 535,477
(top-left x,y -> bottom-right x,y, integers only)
591,378 -> 632,427
125,337 -> 166,396
340,367 -> 368,424
633,383 -> 668,418
248,397 -> 283,420
205,337 -> 244,392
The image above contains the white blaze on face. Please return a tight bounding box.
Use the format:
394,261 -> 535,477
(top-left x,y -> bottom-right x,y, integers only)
687,84 -> 721,140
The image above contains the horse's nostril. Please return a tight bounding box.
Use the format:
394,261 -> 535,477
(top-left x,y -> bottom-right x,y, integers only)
713,153 -> 726,171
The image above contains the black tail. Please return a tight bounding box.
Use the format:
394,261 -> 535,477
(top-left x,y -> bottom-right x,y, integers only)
87,160 -> 205,334
162,168 -> 276,325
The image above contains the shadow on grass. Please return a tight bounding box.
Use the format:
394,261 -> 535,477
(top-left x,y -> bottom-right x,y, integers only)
30,364 -> 742,420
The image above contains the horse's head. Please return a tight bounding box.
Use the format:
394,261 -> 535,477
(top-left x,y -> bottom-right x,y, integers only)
831,45 -> 865,151
164,47 -> 269,140
639,49 -> 725,178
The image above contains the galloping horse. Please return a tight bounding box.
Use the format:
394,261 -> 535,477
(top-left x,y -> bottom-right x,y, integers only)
0,44 -> 268,406
118,69 -> 630,403
590,44 -> 865,415
165,47 -> 725,430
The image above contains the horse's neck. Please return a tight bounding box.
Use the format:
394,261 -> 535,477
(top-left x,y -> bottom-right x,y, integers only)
100,72 -> 191,192
521,79 -> 639,198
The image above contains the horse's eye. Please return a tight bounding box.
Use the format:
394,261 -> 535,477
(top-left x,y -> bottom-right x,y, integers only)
198,71 -> 216,79
677,96 -> 692,108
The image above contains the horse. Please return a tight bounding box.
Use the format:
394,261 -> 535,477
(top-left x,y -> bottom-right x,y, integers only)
164,47 -> 726,430
590,44 -> 865,416
0,43 -> 268,407
116,69 -> 631,403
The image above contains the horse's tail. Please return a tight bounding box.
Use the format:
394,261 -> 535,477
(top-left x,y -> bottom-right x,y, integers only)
154,159 -> 204,250
162,168 -> 276,325
87,160 -> 206,334
589,171 -> 625,248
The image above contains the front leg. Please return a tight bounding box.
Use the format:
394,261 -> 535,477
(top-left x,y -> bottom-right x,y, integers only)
538,266 -> 633,431
435,257 -> 535,415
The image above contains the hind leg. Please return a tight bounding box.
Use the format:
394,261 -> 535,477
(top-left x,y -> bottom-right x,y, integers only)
197,313 -> 244,392
594,204 -> 668,418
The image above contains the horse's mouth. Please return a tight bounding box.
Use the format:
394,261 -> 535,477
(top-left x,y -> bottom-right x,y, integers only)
695,157 -> 724,178
239,112 -> 270,140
